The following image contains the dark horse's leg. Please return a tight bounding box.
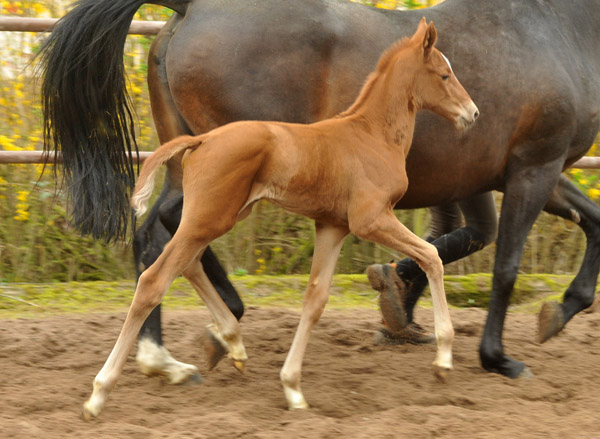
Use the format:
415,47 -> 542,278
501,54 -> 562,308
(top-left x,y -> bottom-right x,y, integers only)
369,191 -> 497,342
478,159 -> 564,378
133,19 -> 244,383
537,175 -> 600,342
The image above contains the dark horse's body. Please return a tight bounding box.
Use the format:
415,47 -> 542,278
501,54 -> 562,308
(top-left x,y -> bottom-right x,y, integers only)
40,0 -> 600,379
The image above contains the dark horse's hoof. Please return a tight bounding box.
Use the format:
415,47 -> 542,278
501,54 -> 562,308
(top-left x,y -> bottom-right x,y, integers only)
480,348 -> 534,379
366,263 -> 408,332
538,301 -> 565,343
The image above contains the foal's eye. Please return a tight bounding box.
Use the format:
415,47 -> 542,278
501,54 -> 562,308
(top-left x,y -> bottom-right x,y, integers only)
441,74 -> 450,80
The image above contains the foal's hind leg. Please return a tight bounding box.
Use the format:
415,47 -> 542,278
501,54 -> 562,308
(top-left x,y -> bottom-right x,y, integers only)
280,224 -> 348,409
83,232 -> 203,420
133,199 -> 202,384
538,175 -> 600,342
182,257 -> 247,372
354,209 -> 454,378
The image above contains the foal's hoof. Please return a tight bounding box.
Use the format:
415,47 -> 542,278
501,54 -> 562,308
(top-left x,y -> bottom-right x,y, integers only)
233,359 -> 246,374
432,364 -> 452,384
203,327 -> 228,370
538,301 -> 565,343
81,401 -> 100,422
518,366 -> 535,379
284,388 -> 310,410
366,263 -> 408,332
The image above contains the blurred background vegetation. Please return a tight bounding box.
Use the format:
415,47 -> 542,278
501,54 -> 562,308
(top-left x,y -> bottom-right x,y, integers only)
0,0 -> 598,283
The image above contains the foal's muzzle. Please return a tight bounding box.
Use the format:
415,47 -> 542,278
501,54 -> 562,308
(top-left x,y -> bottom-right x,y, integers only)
456,101 -> 479,131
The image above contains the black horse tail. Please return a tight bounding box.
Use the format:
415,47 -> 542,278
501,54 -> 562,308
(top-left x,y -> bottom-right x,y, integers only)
38,0 -> 191,242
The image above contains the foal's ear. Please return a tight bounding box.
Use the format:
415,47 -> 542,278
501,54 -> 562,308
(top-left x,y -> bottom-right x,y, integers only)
423,21 -> 437,57
414,17 -> 437,58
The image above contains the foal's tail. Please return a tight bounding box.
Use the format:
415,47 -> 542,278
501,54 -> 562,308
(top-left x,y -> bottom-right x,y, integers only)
131,135 -> 203,217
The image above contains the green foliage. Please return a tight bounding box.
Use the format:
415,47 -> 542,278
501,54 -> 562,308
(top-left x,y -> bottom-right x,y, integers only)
0,273 -> 586,319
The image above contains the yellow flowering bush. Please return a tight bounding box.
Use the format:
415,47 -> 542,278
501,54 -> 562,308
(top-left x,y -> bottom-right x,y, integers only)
0,1 -> 170,281
352,0 -> 439,9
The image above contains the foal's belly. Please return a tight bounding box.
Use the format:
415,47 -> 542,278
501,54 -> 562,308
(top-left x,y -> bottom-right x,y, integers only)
247,180 -> 351,227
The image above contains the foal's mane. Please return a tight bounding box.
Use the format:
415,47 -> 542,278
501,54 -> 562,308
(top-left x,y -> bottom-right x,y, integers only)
338,37 -> 411,118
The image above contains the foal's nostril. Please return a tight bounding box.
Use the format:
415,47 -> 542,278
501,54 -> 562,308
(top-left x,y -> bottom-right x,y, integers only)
473,109 -> 480,120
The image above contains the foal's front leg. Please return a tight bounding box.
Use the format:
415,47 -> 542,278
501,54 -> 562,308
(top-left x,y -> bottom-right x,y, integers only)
355,210 -> 454,378
280,224 -> 348,409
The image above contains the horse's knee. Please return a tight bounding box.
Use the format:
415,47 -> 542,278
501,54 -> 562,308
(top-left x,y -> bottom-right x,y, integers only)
493,259 -> 519,286
419,243 -> 443,276
134,270 -> 168,312
303,283 -> 329,324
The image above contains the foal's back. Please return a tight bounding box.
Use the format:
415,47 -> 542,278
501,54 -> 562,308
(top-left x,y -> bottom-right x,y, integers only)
186,117 -> 405,225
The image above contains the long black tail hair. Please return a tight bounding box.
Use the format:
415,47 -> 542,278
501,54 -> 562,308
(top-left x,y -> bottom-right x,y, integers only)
38,0 -> 189,242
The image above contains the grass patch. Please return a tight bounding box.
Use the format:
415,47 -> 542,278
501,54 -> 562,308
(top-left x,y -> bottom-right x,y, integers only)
0,273 -> 583,319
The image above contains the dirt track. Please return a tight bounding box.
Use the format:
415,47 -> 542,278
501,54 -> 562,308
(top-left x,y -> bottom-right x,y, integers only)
1,305 -> 600,438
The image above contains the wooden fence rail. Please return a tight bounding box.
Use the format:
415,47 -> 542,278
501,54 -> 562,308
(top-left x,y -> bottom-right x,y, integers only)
0,151 -> 598,168
0,151 -> 153,164
0,17 -> 164,35
0,17 -> 599,169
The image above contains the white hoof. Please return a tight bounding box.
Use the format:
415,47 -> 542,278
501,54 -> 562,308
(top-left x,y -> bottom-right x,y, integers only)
82,381 -> 106,421
136,337 -> 201,384
283,386 -> 309,410
82,398 -> 102,421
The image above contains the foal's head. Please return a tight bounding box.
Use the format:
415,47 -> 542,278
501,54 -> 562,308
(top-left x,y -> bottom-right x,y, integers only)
395,18 -> 479,131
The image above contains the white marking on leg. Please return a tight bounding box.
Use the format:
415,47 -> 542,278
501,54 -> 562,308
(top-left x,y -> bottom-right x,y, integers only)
425,255 -> 454,371
283,384 -> 309,410
136,337 -> 200,384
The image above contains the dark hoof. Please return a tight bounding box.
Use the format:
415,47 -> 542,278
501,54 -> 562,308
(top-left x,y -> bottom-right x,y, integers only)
203,328 -> 227,370
538,301 -> 565,343
366,263 -> 408,332
374,325 -> 435,346
481,353 -> 529,379
188,372 -> 204,384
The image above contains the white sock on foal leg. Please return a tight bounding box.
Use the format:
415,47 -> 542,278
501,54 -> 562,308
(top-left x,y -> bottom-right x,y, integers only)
136,337 -> 201,384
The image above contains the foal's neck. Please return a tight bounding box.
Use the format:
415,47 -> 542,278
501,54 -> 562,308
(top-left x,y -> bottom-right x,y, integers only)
341,59 -> 417,155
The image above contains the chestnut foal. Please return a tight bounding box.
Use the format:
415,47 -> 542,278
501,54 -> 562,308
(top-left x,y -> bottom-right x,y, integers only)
83,19 -> 478,418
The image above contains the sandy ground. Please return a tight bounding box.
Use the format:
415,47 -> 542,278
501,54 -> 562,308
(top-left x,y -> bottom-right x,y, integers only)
1,304 -> 600,438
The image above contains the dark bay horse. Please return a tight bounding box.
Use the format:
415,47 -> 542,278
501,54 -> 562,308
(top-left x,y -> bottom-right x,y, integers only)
39,0 -> 600,381
82,20 -> 476,417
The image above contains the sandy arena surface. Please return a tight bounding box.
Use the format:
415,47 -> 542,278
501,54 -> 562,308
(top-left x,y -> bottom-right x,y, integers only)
1,305 -> 599,438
